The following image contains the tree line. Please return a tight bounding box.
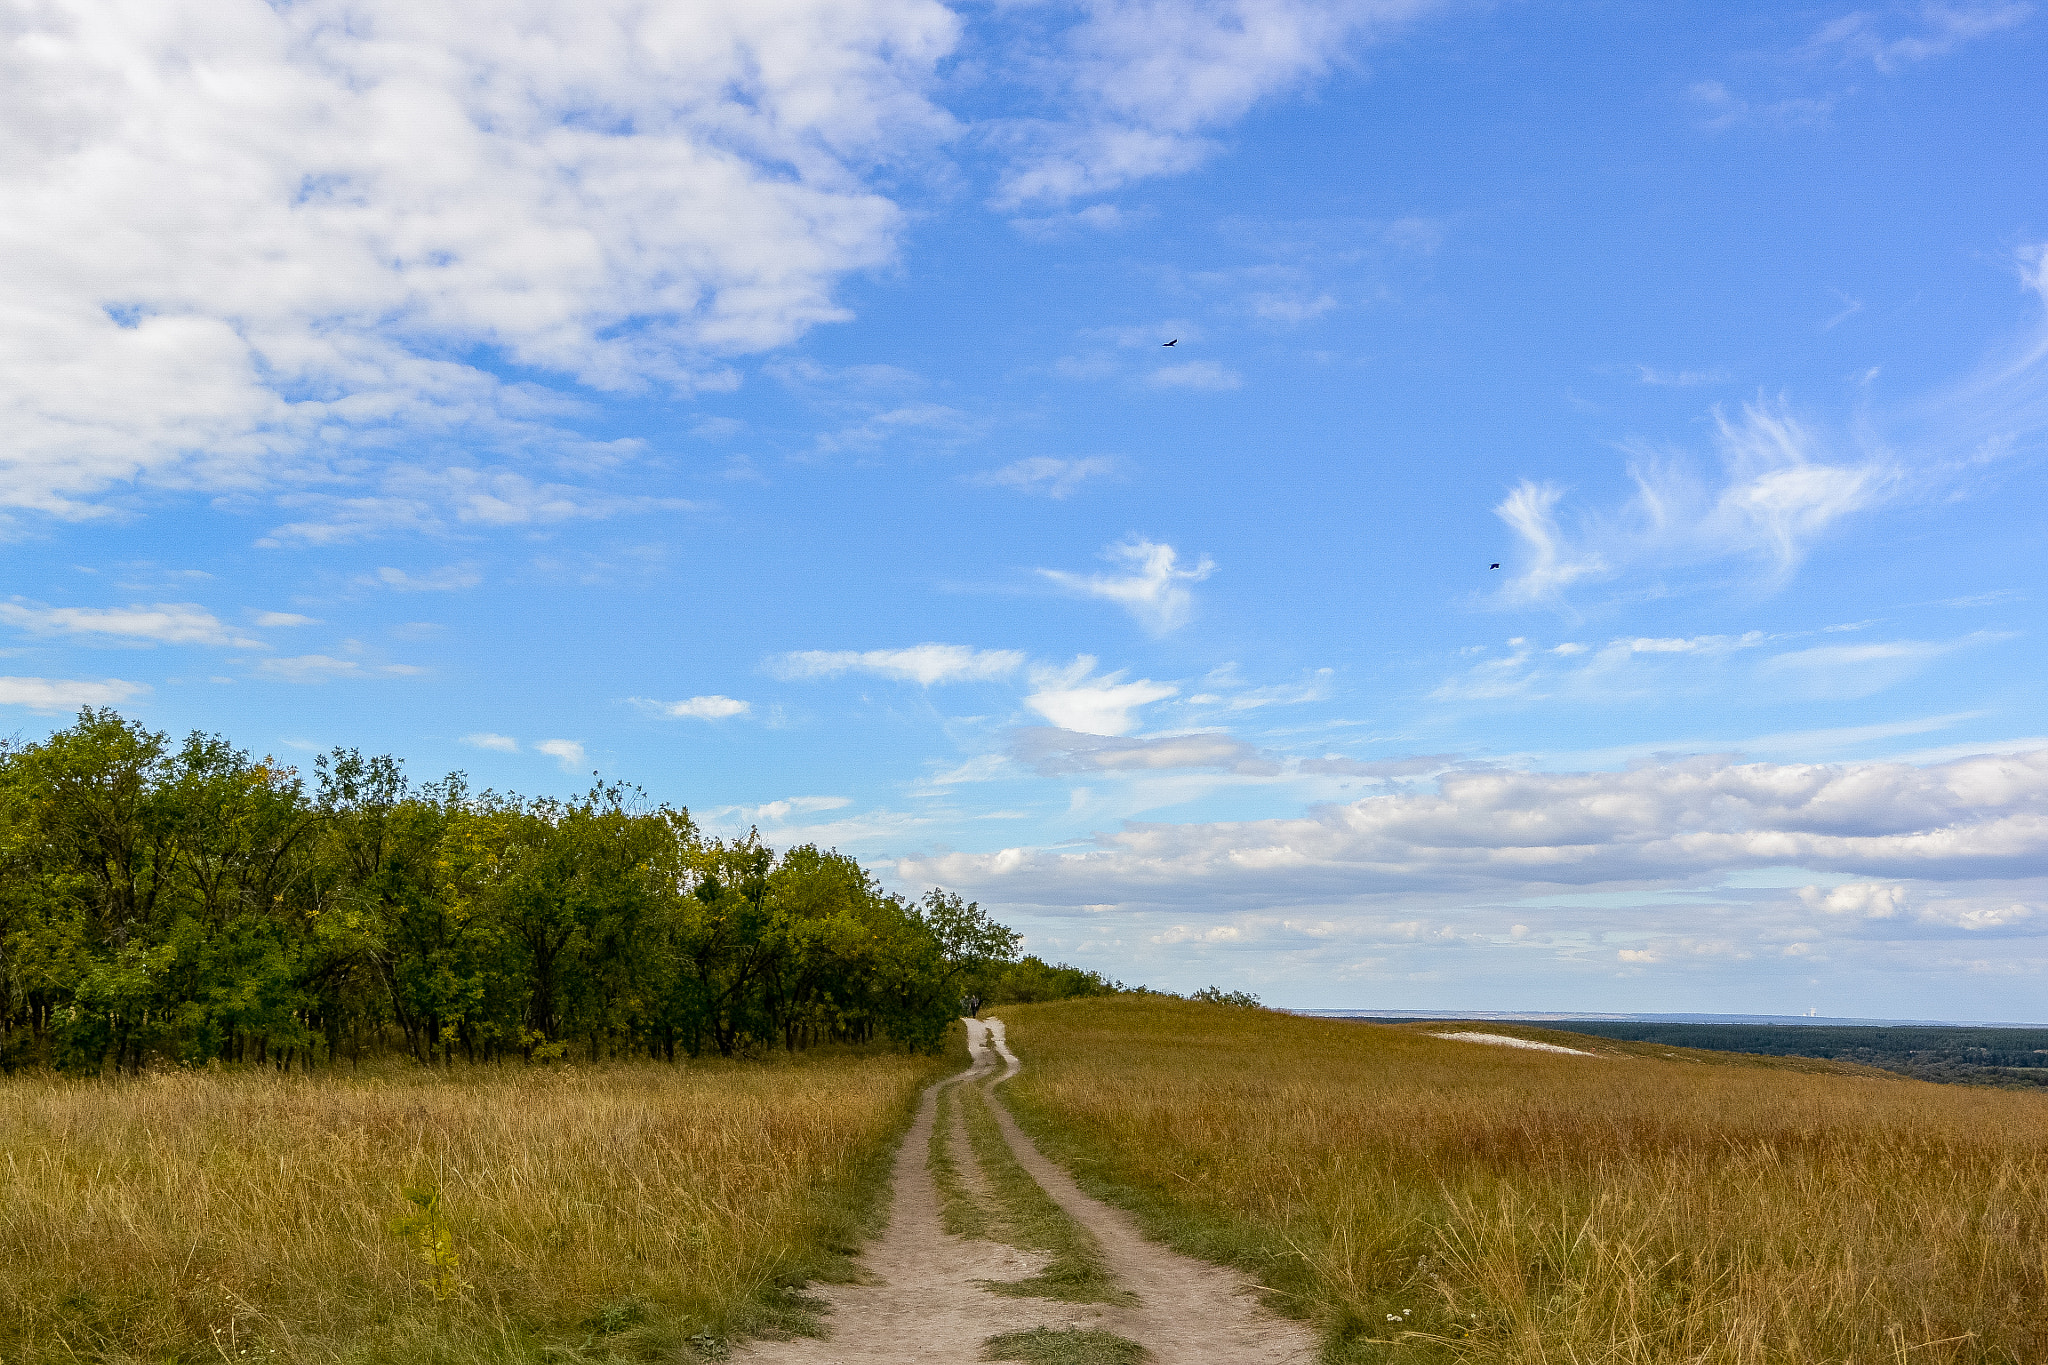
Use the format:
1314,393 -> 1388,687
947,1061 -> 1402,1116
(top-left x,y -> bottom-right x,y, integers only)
0,710 -> 1064,1074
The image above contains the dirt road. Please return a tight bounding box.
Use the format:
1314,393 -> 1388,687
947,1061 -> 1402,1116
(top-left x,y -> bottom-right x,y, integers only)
735,1017 -> 1315,1365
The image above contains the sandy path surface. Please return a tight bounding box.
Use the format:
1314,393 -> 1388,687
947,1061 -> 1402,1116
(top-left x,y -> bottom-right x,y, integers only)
736,1018 -> 1315,1365
1434,1029 -> 1594,1055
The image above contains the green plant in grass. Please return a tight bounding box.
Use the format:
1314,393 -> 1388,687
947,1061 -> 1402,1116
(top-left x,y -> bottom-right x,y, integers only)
391,1184 -> 470,1302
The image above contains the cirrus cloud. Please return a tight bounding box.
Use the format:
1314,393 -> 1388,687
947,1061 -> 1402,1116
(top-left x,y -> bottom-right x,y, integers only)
1039,537 -> 1215,635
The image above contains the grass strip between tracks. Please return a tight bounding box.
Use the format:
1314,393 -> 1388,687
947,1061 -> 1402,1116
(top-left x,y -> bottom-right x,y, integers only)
957,1076 -> 1133,1305
982,1325 -> 1148,1364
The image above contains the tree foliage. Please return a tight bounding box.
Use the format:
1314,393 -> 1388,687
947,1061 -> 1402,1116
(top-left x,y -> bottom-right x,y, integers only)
0,710 -> 1019,1072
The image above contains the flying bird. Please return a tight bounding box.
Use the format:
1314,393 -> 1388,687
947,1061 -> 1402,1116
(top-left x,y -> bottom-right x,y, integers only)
1490,563 -> 1500,570
1163,339 -> 1178,346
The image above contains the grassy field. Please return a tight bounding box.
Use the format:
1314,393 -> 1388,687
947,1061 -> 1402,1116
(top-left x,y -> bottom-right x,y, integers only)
0,1047 -> 950,1365
999,998 -> 2048,1365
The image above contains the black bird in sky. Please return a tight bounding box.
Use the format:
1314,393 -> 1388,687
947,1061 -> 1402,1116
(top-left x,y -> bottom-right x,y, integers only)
1163,338 -> 1177,346
1490,563 -> 1500,570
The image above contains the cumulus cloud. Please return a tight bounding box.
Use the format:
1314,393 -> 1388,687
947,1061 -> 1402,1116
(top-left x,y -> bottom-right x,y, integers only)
774,643 -> 1026,686
1040,538 -> 1215,634
642,694 -> 752,720
1024,656 -> 1178,736
3,0 -> 1464,528
974,456 -> 1118,498
0,675 -> 151,712
0,600 -> 258,648
252,611 -> 319,628
899,748 -> 2048,908
463,732 -> 520,752
1,0 -> 958,518
535,739 -> 588,773
1800,881 -> 1909,918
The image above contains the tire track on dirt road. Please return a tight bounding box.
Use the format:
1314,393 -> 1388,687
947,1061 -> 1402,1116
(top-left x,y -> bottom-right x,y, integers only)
736,1018 -> 1315,1365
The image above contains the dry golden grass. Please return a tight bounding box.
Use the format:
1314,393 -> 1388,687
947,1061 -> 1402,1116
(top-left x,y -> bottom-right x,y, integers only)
1000,998 -> 2048,1365
0,1049 -> 950,1364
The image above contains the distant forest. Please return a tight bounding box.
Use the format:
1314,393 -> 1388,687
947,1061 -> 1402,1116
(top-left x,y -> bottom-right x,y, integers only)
0,710 -> 1124,1075
1555,1022 -> 2048,1088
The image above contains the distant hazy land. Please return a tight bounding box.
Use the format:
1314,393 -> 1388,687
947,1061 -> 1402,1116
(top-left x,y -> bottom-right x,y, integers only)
1304,1011 -> 2048,1088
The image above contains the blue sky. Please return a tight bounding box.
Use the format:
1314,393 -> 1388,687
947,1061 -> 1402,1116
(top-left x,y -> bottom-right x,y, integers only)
4,0 -> 2046,1016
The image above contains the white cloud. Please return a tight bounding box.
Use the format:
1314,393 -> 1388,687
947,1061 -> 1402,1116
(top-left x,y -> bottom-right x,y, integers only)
1153,923 -> 1243,945
773,643 -> 1025,686
0,599 -> 257,647
1915,897 -> 2035,930
1024,656 -> 1178,736
1014,726 -> 1278,776
1185,666 -> 1335,711
974,456 -> 1118,499
1437,633 -> 1752,702
1636,365 -> 1729,387
1492,483 -> 1609,604
988,0 -> 1448,207
1040,538 -> 1215,634
536,739 -> 588,773
357,565 -> 483,593
258,654 -> 423,683
644,694 -> 752,720
1,0 -> 959,517
1808,3 -> 2032,72
0,675 -> 151,712
1009,203 -> 1132,238
265,474 -> 694,547
715,795 -> 853,824
1249,292 -> 1337,324
1760,632 -> 2011,700
900,747 -> 2048,907
462,732 -> 519,752
1496,399 -> 1888,602
1697,401 -> 1886,575
1799,881 -> 1908,918
252,611 -> 319,627
1146,361 -> 1242,391
1686,80 -> 1836,131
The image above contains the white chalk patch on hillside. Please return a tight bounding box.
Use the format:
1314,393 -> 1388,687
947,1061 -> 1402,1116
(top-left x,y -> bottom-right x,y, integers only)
1435,1030 -> 1594,1055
